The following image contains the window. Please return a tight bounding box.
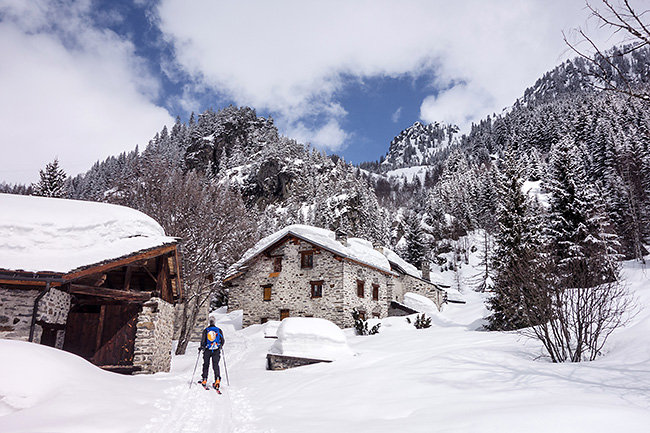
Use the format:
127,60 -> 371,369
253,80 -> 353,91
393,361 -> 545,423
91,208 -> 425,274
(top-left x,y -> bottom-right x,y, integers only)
310,281 -> 323,298
273,256 -> 283,273
261,317 -> 269,324
372,284 -> 379,301
263,285 -> 272,301
301,251 -> 314,268
357,280 -> 365,298
280,309 -> 290,320
372,312 -> 380,319
358,310 -> 366,321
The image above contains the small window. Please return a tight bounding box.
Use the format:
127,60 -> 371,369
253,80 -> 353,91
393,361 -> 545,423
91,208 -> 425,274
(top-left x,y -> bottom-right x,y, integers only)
301,251 -> 314,269
311,281 -> 323,298
261,317 -> 269,324
357,280 -> 365,298
358,310 -> 366,321
372,284 -> 379,301
263,285 -> 272,301
273,256 -> 283,273
372,312 -> 380,319
280,309 -> 290,320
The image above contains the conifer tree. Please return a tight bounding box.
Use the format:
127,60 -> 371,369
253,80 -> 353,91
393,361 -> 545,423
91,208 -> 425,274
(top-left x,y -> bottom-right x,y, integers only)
33,158 -> 68,198
486,150 -> 543,331
402,210 -> 427,269
545,137 -> 619,288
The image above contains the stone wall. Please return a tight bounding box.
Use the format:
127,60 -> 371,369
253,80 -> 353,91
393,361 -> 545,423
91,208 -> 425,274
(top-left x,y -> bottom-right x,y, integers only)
340,261 -> 392,328
133,297 -> 175,374
392,274 -> 446,310
0,286 -> 71,344
266,353 -> 331,370
0,286 -> 40,340
229,238 -> 349,327
229,238 -> 398,329
36,287 -> 71,325
228,236 -> 448,330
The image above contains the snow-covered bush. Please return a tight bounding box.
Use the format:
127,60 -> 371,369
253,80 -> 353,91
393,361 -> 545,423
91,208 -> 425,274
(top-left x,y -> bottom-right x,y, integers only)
352,309 -> 381,335
407,314 -> 432,329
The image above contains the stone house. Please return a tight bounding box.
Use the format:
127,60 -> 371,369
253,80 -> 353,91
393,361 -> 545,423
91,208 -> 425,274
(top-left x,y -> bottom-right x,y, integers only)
0,193 -> 183,374
225,225 -> 446,328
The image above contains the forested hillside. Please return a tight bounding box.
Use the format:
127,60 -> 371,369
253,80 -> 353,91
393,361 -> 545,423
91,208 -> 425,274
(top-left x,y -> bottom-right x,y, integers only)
3,44 -> 649,352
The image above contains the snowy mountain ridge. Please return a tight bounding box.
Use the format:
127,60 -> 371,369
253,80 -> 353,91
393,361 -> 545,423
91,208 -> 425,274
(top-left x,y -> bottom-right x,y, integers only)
379,121 -> 458,172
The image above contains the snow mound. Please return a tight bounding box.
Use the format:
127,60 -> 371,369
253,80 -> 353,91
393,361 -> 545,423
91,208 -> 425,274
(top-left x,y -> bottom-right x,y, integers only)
263,320 -> 281,338
403,292 -> 439,313
0,340 -> 158,432
211,307 -> 243,331
268,317 -> 354,361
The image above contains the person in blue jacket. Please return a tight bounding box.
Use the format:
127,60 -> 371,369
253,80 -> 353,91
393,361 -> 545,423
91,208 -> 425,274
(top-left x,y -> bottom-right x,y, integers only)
199,316 -> 225,390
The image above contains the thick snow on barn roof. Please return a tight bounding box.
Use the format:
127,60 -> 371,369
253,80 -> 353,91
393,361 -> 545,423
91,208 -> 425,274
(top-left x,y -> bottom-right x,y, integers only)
0,193 -> 177,274
228,224 -> 443,285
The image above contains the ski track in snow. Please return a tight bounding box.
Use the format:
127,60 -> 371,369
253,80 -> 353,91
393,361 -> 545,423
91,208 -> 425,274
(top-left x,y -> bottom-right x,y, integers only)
140,329 -> 271,433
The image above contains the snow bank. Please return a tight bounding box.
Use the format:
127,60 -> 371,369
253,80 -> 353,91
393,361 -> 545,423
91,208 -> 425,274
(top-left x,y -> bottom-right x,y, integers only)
0,340 -> 159,432
403,292 -> 439,313
0,193 -> 176,273
211,307 -> 243,331
268,317 -> 354,361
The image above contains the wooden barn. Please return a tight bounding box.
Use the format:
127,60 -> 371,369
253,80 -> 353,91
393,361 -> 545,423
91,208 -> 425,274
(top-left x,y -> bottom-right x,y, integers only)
0,193 -> 183,374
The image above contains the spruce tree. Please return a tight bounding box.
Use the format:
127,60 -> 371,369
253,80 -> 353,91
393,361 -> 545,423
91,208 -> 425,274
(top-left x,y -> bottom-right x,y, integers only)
545,138 -> 619,288
486,150 -> 543,331
33,158 -> 68,198
403,210 -> 427,269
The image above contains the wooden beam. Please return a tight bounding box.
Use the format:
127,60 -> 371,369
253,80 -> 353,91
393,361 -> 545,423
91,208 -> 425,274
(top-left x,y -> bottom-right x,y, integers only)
69,284 -> 153,302
123,266 -> 133,291
0,279 -> 60,288
64,244 -> 177,282
95,305 -> 106,353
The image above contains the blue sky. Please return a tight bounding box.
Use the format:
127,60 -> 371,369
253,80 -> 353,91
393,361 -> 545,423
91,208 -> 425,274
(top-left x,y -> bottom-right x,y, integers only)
0,0 -> 624,183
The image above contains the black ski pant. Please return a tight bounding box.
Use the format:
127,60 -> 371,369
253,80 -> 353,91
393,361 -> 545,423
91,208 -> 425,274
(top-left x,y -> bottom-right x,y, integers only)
201,348 -> 221,381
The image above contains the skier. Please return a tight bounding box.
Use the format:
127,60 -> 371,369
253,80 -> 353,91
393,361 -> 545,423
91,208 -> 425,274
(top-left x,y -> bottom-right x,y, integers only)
199,316 -> 225,391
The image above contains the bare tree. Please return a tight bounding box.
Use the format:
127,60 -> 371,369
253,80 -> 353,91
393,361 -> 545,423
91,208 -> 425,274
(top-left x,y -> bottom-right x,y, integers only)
564,0 -> 650,101
109,155 -> 257,355
520,255 -> 636,362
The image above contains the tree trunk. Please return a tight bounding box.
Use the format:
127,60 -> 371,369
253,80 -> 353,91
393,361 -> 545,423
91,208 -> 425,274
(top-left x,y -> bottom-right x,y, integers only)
175,294 -> 204,355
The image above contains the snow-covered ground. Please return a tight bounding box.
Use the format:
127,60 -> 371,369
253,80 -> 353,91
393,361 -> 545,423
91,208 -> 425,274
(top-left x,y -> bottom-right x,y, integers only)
2,259 -> 650,432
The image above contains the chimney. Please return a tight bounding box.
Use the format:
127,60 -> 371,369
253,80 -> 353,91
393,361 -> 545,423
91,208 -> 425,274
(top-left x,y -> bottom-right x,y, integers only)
373,241 -> 384,255
335,229 -> 348,247
421,260 -> 431,281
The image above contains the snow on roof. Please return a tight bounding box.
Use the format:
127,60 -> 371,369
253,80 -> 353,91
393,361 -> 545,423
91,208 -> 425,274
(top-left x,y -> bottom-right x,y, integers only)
0,193 -> 177,274
227,224 -> 443,286
228,224 -> 393,275
268,317 -> 354,361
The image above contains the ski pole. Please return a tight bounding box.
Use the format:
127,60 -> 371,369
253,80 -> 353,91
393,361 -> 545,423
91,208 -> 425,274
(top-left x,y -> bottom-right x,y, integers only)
221,346 -> 230,386
189,348 -> 202,389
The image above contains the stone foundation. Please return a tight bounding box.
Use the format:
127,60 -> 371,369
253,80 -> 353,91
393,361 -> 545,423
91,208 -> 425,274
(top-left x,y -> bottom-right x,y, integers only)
266,353 -> 332,370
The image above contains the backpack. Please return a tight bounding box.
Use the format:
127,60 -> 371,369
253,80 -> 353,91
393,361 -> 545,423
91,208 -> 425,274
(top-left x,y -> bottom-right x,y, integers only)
205,326 -> 222,350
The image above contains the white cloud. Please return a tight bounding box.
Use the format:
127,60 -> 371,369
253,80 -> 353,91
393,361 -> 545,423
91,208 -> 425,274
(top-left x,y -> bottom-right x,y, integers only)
420,84 -> 495,133
0,1 -> 173,184
284,119 -> 349,153
392,107 -> 402,124
155,0 -> 618,147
